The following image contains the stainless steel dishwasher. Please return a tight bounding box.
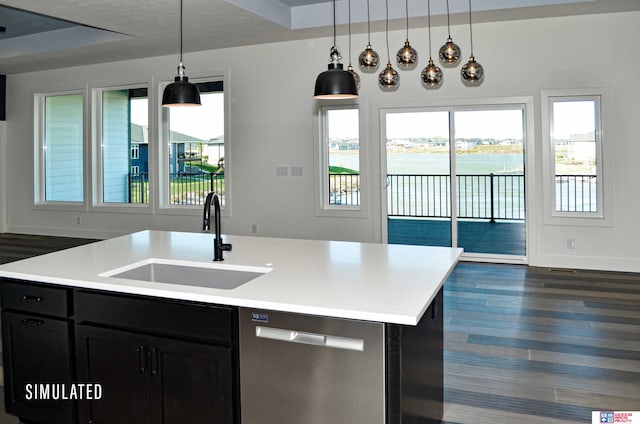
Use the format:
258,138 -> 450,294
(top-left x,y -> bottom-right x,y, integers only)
239,307 -> 386,424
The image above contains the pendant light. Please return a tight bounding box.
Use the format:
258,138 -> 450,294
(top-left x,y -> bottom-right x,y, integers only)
314,0 -> 358,99
162,0 -> 201,107
346,0 -> 361,90
461,0 -> 484,85
421,0 -> 442,88
438,0 -> 461,67
358,0 -> 380,73
378,0 -> 399,90
396,0 -> 418,70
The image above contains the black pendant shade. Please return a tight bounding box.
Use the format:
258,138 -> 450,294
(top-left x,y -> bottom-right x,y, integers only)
162,73 -> 201,106
314,63 -> 358,99
162,0 -> 201,107
313,0 -> 358,99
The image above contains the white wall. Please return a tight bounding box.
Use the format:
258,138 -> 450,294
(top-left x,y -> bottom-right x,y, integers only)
5,11 -> 640,272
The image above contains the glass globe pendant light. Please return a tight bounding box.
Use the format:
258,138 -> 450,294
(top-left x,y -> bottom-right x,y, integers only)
162,0 -> 201,107
378,0 -> 399,90
314,0 -> 358,99
396,0 -> 418,70
358,0 -> 380,73
438,0 -> 461,67
461,0 -> 484,85
346,0 -> 360,90
421,0 -> 442,88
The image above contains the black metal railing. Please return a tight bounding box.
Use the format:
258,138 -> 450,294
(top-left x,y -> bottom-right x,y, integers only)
555,174 -> 597,212
387,174 -> 526,221
329,174 -> 360,206
128,172 -> 225,205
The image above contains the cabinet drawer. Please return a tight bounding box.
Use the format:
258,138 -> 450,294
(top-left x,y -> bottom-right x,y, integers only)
1,281 -> 70,318
75,291 -> 234,344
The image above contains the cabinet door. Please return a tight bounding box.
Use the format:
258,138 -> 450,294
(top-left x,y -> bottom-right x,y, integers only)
1,311 -> 74,424
75,325 -> 151,424
148,336 -> 234,424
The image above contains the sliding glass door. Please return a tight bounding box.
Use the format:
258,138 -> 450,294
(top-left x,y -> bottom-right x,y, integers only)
383,105 -> 526,258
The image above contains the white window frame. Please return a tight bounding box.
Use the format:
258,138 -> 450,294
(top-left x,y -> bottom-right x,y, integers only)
313,102 -> 368,218
131,165 -> 140,175
91,83 -> 151,211
541,88 -> 613,226
131,144 -> 139,160
159,73 -> 230,216
34,89 -> 87,211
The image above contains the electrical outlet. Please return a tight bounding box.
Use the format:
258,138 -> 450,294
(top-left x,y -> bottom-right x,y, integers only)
567,238 -> 576,249
251,224 -> 258,234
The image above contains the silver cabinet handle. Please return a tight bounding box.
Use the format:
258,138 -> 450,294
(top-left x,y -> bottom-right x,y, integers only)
256,326 -> 364,351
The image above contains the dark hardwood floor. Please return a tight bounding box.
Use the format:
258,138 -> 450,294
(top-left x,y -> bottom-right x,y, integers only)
443,263 -> 640,423
0,234 -> 639,423
0,233 -> 98,265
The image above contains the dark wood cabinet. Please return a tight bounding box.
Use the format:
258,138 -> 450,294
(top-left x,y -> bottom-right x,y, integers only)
386,287 -> 444,424
74,290 -> 237,424
75,325 -> 234,424
1,281 -> 239,424
1,282 -> 74,424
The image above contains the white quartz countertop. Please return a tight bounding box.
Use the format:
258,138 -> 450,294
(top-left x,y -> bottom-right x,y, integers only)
0,231 -> 462,325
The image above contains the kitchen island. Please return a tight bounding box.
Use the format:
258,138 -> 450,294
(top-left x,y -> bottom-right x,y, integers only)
0,230 -> 462,424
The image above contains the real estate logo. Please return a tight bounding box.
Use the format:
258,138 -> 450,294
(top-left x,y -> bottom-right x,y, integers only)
593,411 -> 637,423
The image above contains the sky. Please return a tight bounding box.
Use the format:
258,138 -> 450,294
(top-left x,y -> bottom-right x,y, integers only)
131,92 -> 224,140
329,103 -> 596,141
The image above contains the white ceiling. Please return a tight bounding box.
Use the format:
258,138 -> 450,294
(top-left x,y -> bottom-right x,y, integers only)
0,0 -> 639,74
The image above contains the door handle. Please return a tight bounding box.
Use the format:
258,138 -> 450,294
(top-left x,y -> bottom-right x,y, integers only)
20,318 -> 44,326
148,348 -> 159,376
19,295 -> 43,304
137,346 -> 145,373
256,326 -> 364,351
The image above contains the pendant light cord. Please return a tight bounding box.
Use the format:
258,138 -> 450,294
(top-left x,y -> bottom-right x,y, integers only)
332,0 -> 337,49
348,0 -> 352,64
179,0 -> 184,63
385,0 -> 390,61
405,0 -> 409,41
427,0 -> 432,58
366,0 -> 371,44
468,0 -> 474,55
445,0 -> 452,38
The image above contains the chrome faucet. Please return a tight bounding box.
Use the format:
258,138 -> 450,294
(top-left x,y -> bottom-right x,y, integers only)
203,192 -> 232,261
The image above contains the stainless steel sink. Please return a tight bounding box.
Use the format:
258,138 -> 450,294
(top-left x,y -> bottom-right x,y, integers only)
100,259 -> 271,290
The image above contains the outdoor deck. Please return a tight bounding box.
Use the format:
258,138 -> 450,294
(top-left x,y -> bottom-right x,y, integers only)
388,218 -> 526,256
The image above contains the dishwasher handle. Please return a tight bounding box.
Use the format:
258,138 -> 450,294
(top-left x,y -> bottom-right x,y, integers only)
256,326 -> 364,351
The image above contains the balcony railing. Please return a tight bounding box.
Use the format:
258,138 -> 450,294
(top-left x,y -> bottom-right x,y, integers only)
387,173 -> 526,221
555,174 -> 597,212
329,174 -> 360,206
128,172 -> 225,205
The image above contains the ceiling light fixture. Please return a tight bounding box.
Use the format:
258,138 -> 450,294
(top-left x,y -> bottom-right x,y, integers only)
162,0 -> 201,107
421,0 -> 443,88
378,0 -> 399,90
359,0 -> 380,73
438,0 -> 461,67
396,0 -> 418,70
314,0 -> 358,99
461,0 -> 484,85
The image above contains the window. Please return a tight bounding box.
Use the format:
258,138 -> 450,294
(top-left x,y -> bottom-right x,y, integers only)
131,144 -> 139,160
551,97 -> 600,213
100,87 -> 148,205
542,89 -> 610,224
131,166 -> 140,175
320,106 -> 360,208
39,92 -> 84,203
166,80 -> 225,207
